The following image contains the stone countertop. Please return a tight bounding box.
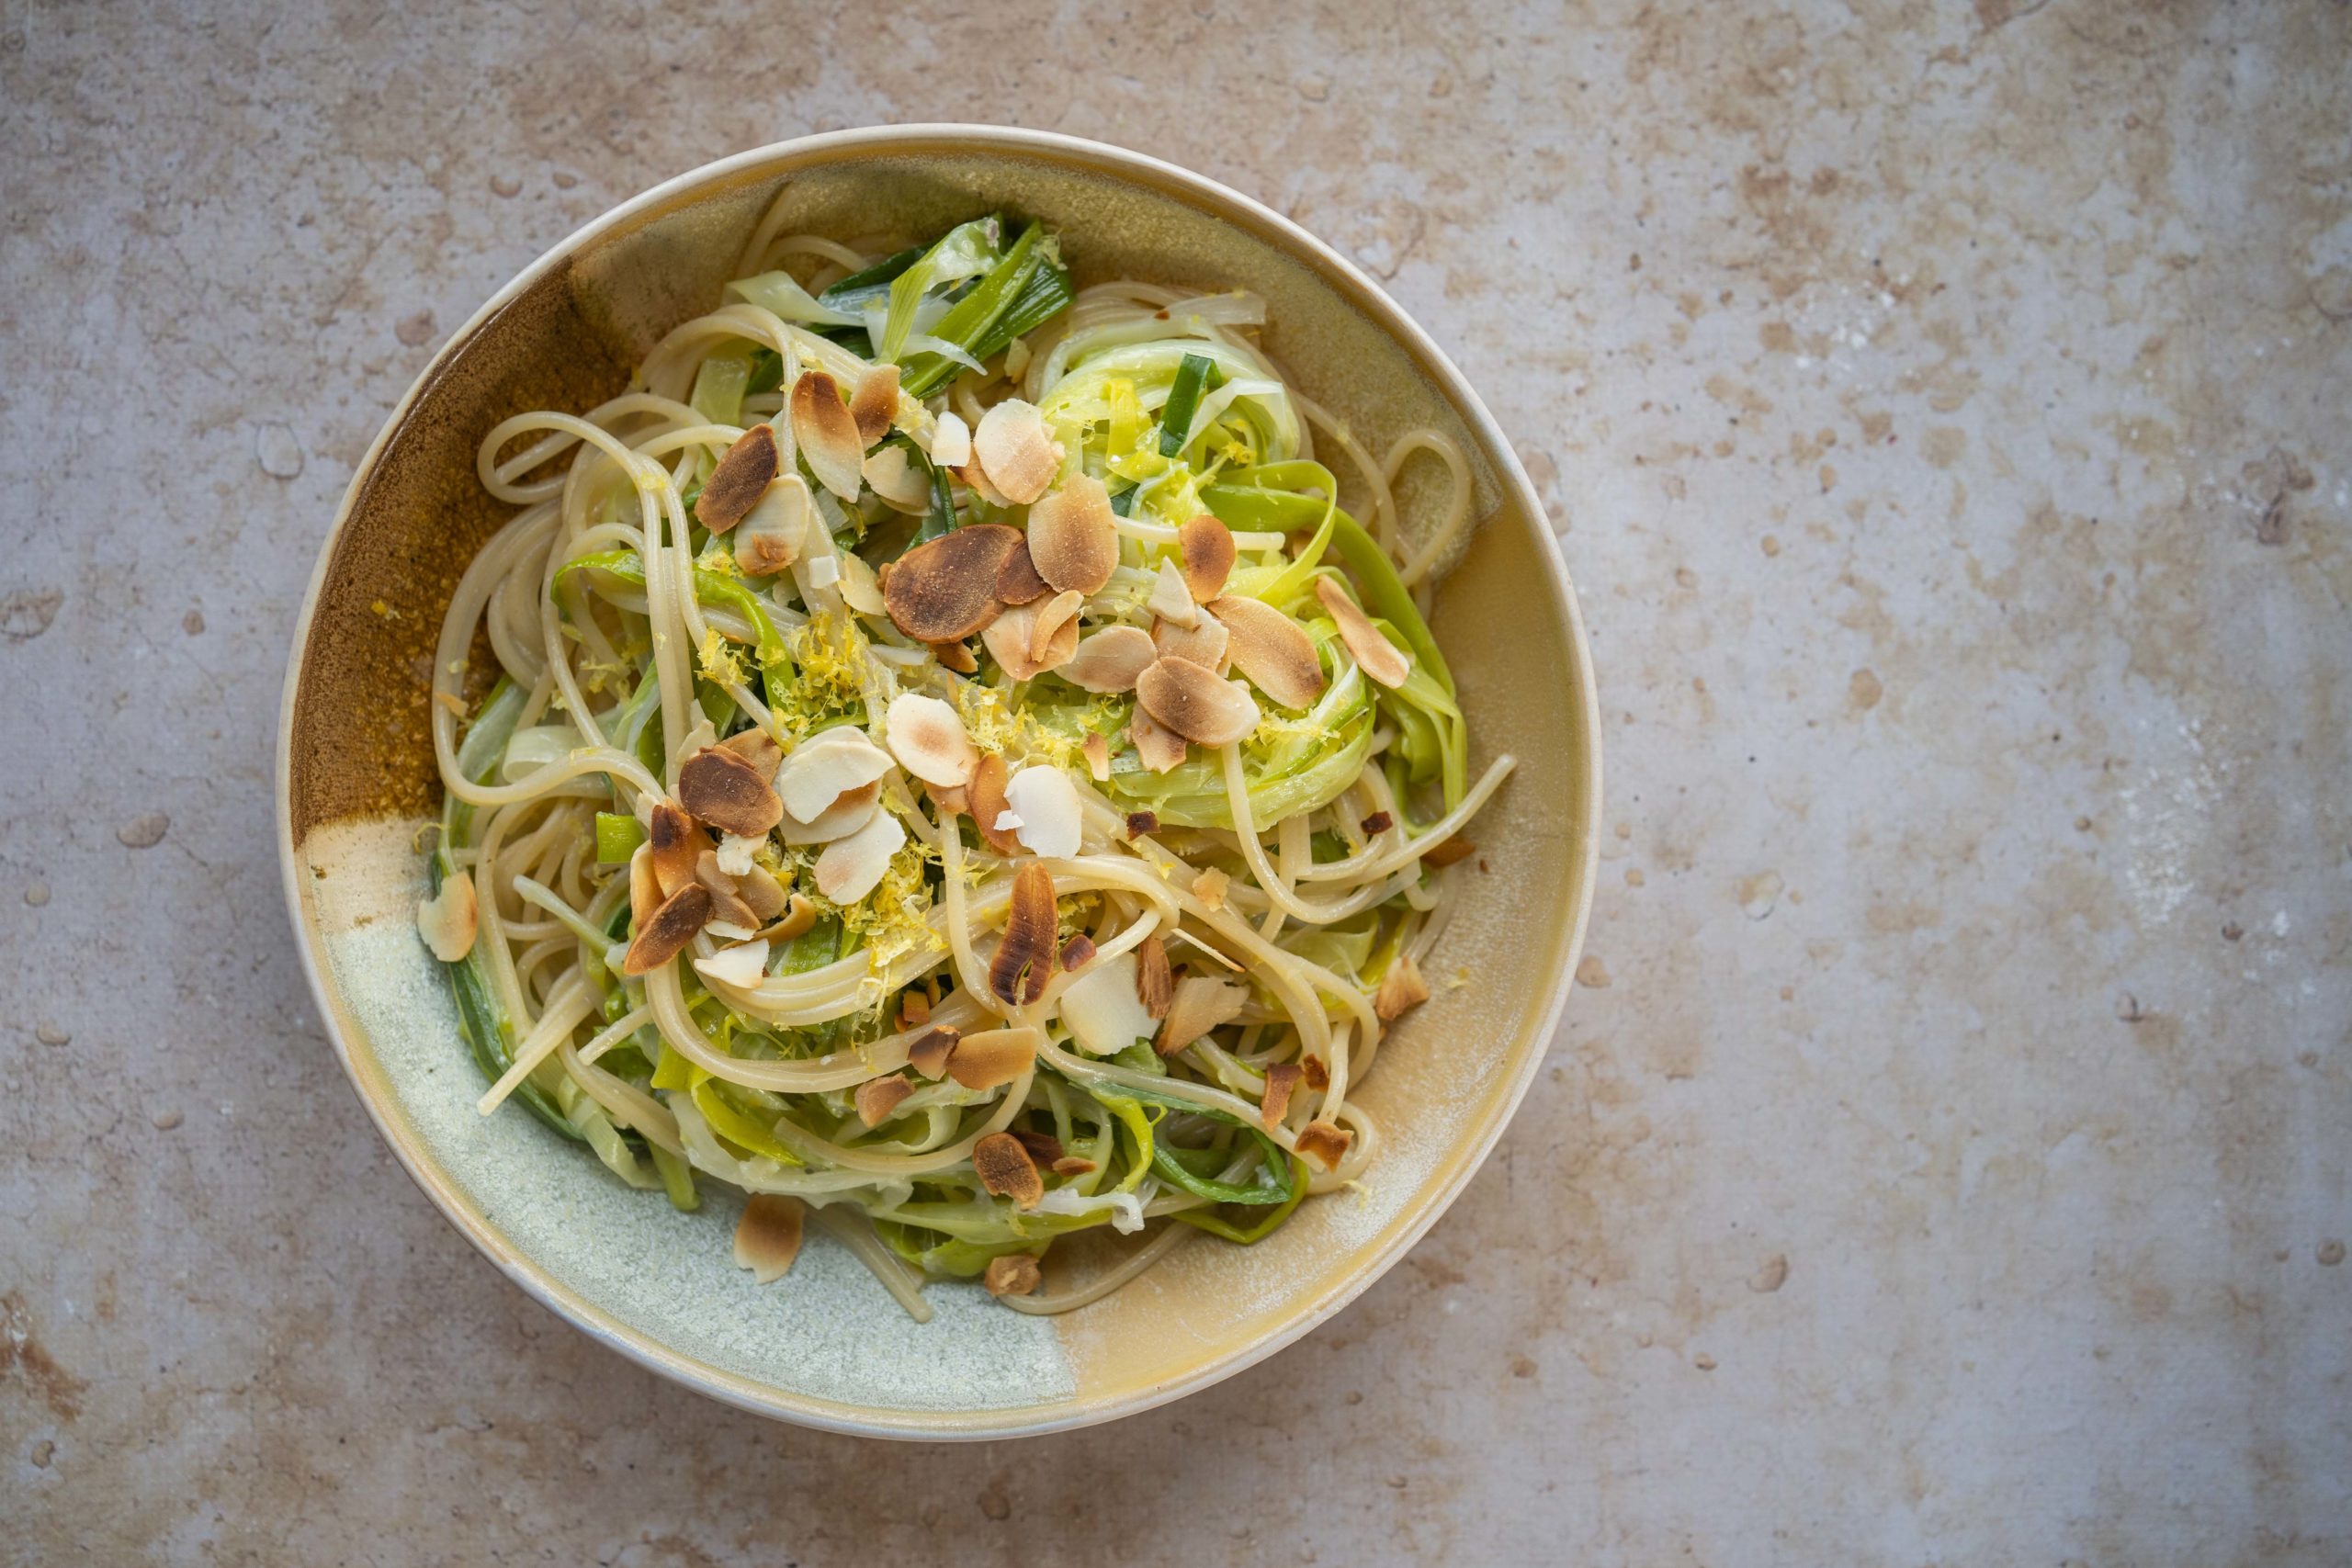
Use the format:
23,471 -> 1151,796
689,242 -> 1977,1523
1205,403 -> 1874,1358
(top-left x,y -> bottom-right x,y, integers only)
5,3 -> 2346,1562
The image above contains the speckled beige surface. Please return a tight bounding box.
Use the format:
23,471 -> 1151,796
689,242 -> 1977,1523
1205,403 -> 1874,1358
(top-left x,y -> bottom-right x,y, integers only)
4,2 -> 2348,1562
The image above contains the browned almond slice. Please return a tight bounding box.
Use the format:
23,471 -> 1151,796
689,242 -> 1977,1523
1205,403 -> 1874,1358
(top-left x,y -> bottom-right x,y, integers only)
1080,731 -> 1110,782
1374,953 -> 1431,1021
790,369 -> 865,502
969,754 -> 1022,855
854,1075 -> 914,1129
1261,1062 -> 1304,1129
984,1253 -> 1043,1298
1315,577 -> 1412,688
622,883 -> 713,975
955,459 -> 1010,508
988,861 -> 1057,1007
694,851 -> 762,931
1301,1055 -> 1329,1091
1028,589 -> 1083,665
884,692 -> 978,788
679,746 -> 783,837
898,989 -> 932,1029
1192,866 -> 1230,911
1123,810 -> 1159,840
882,524 -> 1024,643
1422,836 -> 1476,868
735,861 -> 787,921
1129,708 -> 1187,773
1059,932 -> 1096,971
628,841 -> 661,931
946,1027 -> 1038,1091
734,473 -> 810,576
1359,810 -> 1395,835
718,727 -> 783,779
1011,1128 -> 1065,1165
1024,474 -> 1119,594
1157,974 -> 1248,1055
1178,514 -> 1236,601
1136,656 -> 1261,746
993,539 -> 1050,605
849,362 -> 900,446
931,638 -> 978,674
972,398 -> 1061,504
926,781 -> 970,818
648,800 -> 708,898
1050,1156 -> 1097,1177
980,596 -> 1078,681
695,423 -> 777,534
1136,932 -> 1172,1019
1295,1120 -> 1354,1172
862,444 -> 931,512
733,1192 -> 804,1283
907,1024 -> 960,1079
972,1131 -> 1045,1207
416,867 -> 478,962
1208,595 -> 1327,710
1061,626 -> 1156,693
1151,608 -> 1229,672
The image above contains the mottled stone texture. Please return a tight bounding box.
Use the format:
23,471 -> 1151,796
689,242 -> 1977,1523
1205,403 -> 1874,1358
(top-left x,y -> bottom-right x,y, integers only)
4,1 -> 2347,1563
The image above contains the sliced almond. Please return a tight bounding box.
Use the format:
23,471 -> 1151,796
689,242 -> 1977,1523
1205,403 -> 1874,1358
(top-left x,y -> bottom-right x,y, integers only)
971,398 -> 1061,505
1060,932 -> 1097,970
854,1075 -> 914,1128
735,861 -> 788,921
1012,1126 -> 1066,1166
759,892 -> 819,943
980,595 -> 1078,680
926,781 -> 970,818
984,1253 -> 1043,1297
1315,578 -> 1412,688
776,728 -> 894,824
1028,589 -> 1083,665
973,1131 -> 1045,1207
1295,1120 -> 1354,1172
1208,595 -> 1326,711
628,841 -> 661,931
907,1024 -> 960,1079
679,745 -> 784,837
695,423 -> 778,534
1360,810 -> 1396,836
1192,866 -> 1229,911
1136,656 -> 1261,746
1261,1062 -> 1304,1129
956,460 -> 1011,508
1136,932 -> 1172,1019
899,989 -> 933,1029
1060,953 -> 1158,1055
814,804 -> 904,904
993,539 -> 1049,605
1024,474 -> 1119,594
694,850 -> 762,931
1060,626 -> 1157,693
946,1027 -> 1039,1091
838,548 -> 888,615
1422,836 -> 1476,868
1158,975 -> 1248,1055
929,409 -> 972,468
969,754 -> 1022,855
416,867 -> 478,962
622,883 -> 713,975
1148,557 -> 1198,628
648,800 -> 708,898
1178,514 -> 1236,601
931,638 -> 978,674
718,727 -> 784,779
1301,1055 -> 1329,1091
776,779 -> 881,845
1080,731 -> 1110,782
885,692 -> 978,788
1374,953 -> 1431,1021
789,369 -> 865,502
1152,607 -> 1229,672
693,936 -> 769,989
882,524 -> 1023,643
1002,765 -> 1081,859
988,861 -> 1057,1007
734,473 -> 810,576
863,444 -> 932,513
1129,708 -> 1188,773
1051,1156 -> 1097,1177
1123,810 -> 1159,840
733,1192 -> 804,1283
849,362 -> 900,446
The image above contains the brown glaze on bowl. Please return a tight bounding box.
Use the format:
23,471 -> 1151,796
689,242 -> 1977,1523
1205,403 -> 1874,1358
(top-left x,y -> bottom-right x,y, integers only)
277,128 -> 1600,1438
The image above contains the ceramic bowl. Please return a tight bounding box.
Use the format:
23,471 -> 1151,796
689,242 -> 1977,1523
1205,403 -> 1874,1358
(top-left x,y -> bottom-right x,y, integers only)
277,127 -> 1600,1438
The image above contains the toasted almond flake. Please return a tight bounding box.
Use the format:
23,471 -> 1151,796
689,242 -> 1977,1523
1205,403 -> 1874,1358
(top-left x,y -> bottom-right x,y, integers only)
1193,866 -> 1230,910
707,919 -> 760,944
885,692 -> 978,788
1028,589 -> 1083,664
972,1131 -> 1045,1206
1302,1055 -> 1329,1091
907,1025 -> 960,1078
1081,731 -> 1111,781
955,460 -> 1010,508
694,937 -> 770,989
993,540 -> 1049,605
623,883 -> 713,975
1061,626 -> 1157,693
1316,577 -> 1412,687
972,398 -> 1061,504
694,851 -> 761,930
930,638 -> 978,674
416,867 -> 478,962
1136,932 -> 1172,1018
1158,975 -> 1248,1055
628,842 -> 661,931
854,1075 -> 914,1128
1178,514 -> 1236,601
679,746 -> 784,837
776,728 -> 894,823
1060,933 -> 1096,970
735,861 -> 788,920
1003,765 -> 1082,858
814,805 -> 905,903
1124,810 -> 1160,839
862,444 -> 931,512
1208,595 -> 1327,710
648,801 -> 707,898
947,1027 -> 1039,1091
1374,952 -> 1431,1020
929,410 -> 972,468
1422,836 -> 1476,868
1295,1120 -> 1354,1171
1136,656 -> 1261,746
1129,708 -> 1188,773
898,990 -> 932,1029
980,595 -> 1078,680
1261,1062 -> 1304,1129
926,781 -> 969,817
776,779 -> 881,844
1360,810 -> 1395,835
969,754 -> 1023,855
1151,609 -> 1230,672
989,862 -> 1058,1007
734,473 -> 810,576
1150,558 -> 1200,629
1023,474 -> 1119,594
882,524 -> 1023,643
1061,953 -> 1158,1055
849,363 -> 901,446
1012,1128 -> 1066,1165
695,423 -> 777,534
1050,1156 -> 1097,1176
718,728 -> 784,779
716,829 -> 758,876
789,369 -> 865,502
984,1253 -> 1043,1297
838,548 -> 887,615
733,1193 -> 805,1283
